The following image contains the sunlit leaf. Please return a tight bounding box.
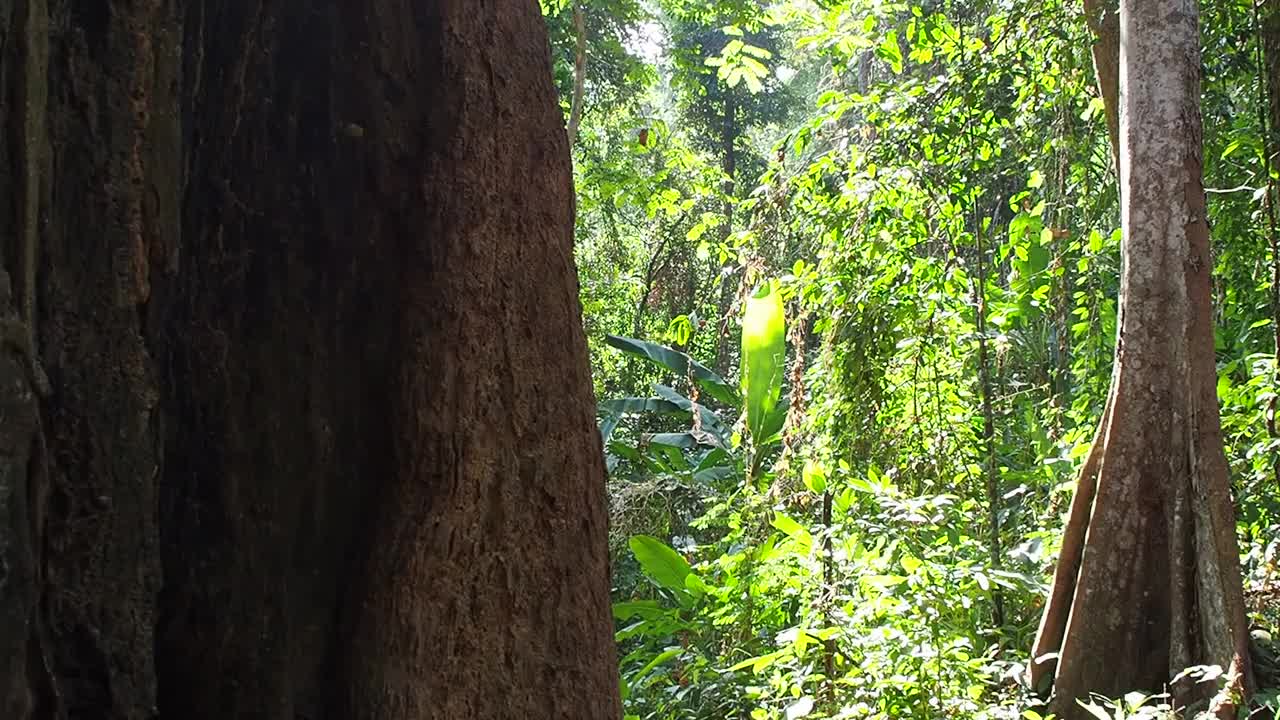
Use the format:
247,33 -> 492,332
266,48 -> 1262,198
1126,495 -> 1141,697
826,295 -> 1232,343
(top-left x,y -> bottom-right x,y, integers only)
802,459 -> 827,494
741,281 -> 786,444
629,535 -> 693,595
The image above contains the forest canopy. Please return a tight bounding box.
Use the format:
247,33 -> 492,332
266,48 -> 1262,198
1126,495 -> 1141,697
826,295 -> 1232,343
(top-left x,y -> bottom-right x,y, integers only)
542,0 -> 1280,717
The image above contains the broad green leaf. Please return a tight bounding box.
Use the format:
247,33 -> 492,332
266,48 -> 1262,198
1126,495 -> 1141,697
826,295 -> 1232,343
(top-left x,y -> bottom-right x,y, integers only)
862,574 -> 906,589
608,442 -> 643,464
802,459 -> 827,494
599,414 -> 621,445
666,316 -> 692,346
629,535 -> 693,594
635,647 -> 682,682
605,335 -> 739,406
693,466 -> 735,484
612,600 -> 669,620
877,30 -> 903,73
599,397 -> 684,416
685,573 -> 713,596
645,433 -> 699,449
900,554 -> 922,574
741,281 -> 786,443
653,384 -> 730,442
728,649 -> 784,673
695,448 -> 732,471
771,514 -> 813,553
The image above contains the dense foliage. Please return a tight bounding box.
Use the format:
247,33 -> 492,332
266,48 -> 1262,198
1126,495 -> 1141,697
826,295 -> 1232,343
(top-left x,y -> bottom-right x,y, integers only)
543,0 -> 1280,717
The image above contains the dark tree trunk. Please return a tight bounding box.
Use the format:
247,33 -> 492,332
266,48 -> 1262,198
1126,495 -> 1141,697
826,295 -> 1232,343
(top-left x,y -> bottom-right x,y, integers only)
1028,0 -> 1253,716
0,1 -> 621,718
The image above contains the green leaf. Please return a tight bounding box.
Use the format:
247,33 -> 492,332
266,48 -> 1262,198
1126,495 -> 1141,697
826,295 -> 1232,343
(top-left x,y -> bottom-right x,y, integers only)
802,459 -> 827,494
684,573 -> 713,596
645,433 -> 699,449
862,574 -> 906,589
877,30 -> 903,73
728,649 -> 784,673
635,647 -> 682,682
900,554 -> 922,574
741,281 -> 786,443
666,315 -> 692,346
629,535 -> 693,594
652,384 -> 730,443
612,600 -> 669,620
605,335 -> 739,406
599,397 -> 684,416
771,514 -> 814,553
599,414 -> 621,445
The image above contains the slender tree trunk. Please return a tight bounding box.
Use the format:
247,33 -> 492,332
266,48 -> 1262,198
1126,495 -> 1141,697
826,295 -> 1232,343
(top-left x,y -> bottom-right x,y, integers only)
1259,0 -> 1280,491
1029,1 -> 1253,716
1264,0 -> 1280,145
714,95 -> 738,376
567,1 -> 586,145
0,1 -> 621,718
973,216 -> 1005,631
1082,0 -> 1121,176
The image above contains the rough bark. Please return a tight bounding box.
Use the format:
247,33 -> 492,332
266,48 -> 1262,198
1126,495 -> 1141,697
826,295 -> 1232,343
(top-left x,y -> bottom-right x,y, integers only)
1029,0 -> 1254,716
0,1 -> 621,718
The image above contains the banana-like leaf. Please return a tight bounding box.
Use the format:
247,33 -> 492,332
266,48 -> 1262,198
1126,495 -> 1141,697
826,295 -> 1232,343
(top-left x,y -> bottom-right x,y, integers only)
693,466 -> 735,485
644,432 -> 698,449
605,335 -> 739,406
652,384 -> 730,445
629,535 -> 699,607
612,600 -> 669,620
599,414 -> 622,445
741,281 -> 786,443
599,397 -> 685,416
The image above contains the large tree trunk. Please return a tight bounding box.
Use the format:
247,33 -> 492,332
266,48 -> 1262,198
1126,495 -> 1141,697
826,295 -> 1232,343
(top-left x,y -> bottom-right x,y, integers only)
0,1 -> 621,718
1028,0 -> 1253,717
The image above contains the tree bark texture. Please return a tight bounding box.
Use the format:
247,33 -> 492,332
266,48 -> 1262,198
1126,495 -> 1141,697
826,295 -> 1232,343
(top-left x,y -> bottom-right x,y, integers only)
1029,0 -> 1253,716
0,1 -> 622,719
